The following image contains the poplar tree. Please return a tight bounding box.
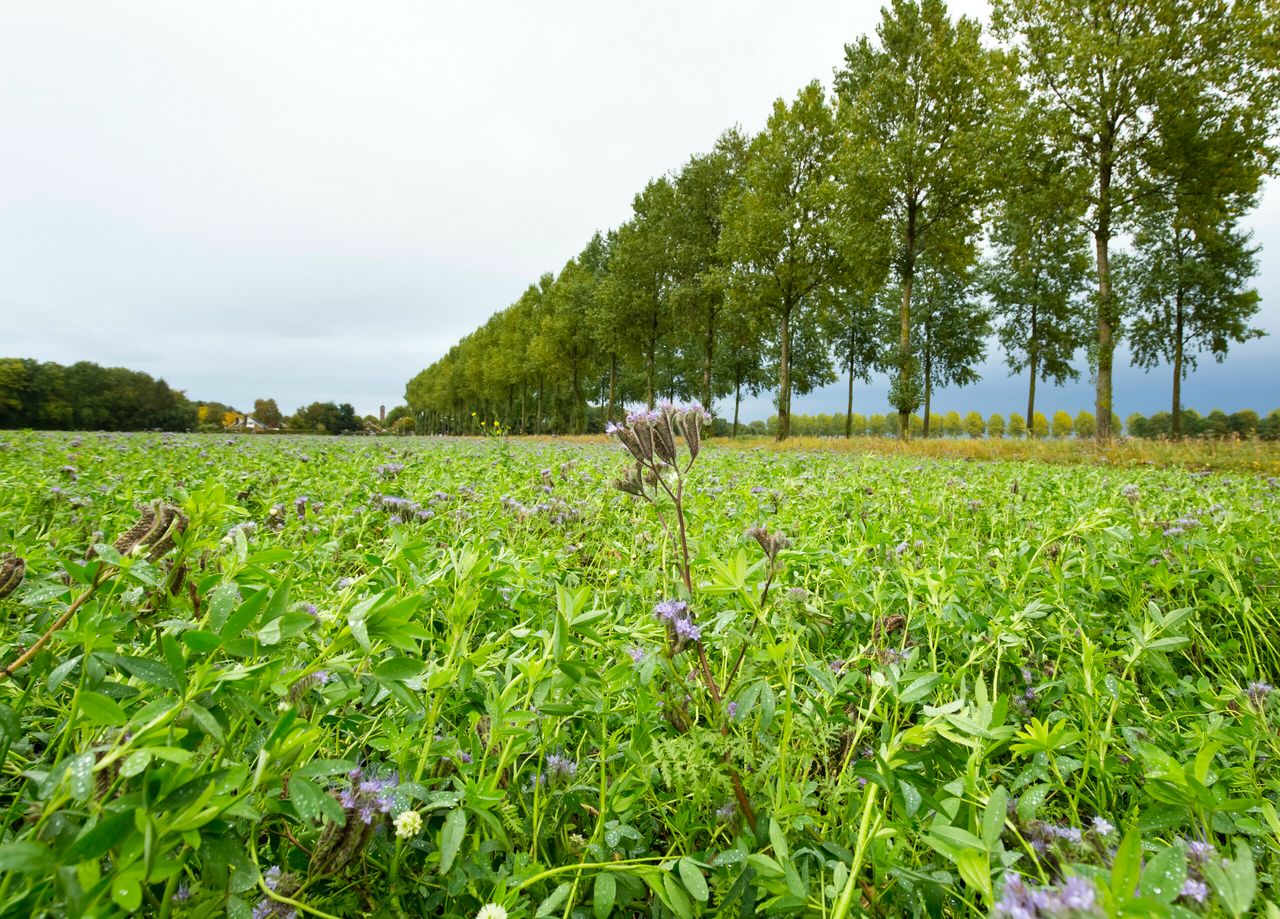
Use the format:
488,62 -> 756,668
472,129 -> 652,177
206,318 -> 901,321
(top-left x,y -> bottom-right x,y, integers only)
836,0 -> 997,439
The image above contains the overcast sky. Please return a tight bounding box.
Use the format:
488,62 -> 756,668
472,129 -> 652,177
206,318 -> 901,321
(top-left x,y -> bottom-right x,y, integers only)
2,1 -> 1276,422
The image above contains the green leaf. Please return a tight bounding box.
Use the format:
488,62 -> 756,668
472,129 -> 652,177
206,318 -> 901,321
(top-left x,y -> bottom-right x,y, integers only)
78,690 -> 127,726
185,701 -> 224,741
899,673 -> 941,703
593,872 -> 616,919
537,883 -> 572,918
374,657 -> 426,682
983,786 -> 1008,849
0,841 -> 54,872
296,758 -> 357,779
769,816 -> 789,859
679,857 -> 709,902
290,777 -> 328,823
111,869 -> 143,912
219,588 -> 268,640
116,656 -> 181,693
61,809 -> 136,864
1204,839 -> 1256,918
120,750 -> 153,778
1016,784 -> 1053,822
662,871 -> 694,919
899,779 -> 922,817
1110,830 -> 1142,902
182,629 -> 222,653
1138,845 -> 1186,904
439,807 -> 466,874
956,848 -> 991,901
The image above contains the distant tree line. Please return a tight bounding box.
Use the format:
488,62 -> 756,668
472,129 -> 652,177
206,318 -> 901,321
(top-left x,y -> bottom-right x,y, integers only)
406,0 -> 1278,441
771,407 -> 1280,440
0,358 -> 368,435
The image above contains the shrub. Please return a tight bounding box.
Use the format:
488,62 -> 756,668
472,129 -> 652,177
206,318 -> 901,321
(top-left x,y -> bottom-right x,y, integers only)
987,413 -> 1006,438
1051,410 -> 1073,438
1009,412 -> 1027,438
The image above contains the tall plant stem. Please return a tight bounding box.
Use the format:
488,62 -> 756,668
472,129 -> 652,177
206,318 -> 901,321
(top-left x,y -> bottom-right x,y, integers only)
0,570 -> 107,682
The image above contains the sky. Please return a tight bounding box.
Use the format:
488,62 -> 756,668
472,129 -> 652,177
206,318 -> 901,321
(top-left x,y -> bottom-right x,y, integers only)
1,1 -> 1276,423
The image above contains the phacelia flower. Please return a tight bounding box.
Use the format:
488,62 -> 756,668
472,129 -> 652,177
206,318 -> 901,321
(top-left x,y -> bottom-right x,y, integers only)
1247,681 -> 1273,707
1092,816 -> 1115,836
1179,878 -> 1209,903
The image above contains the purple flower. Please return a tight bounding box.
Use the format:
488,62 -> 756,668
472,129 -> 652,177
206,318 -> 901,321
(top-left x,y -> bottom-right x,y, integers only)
1092,816 -> 1115,836
627,645 -> 646,663
1186,840 -> 1216,863
1248,681 -> 1273,706
674,618 -> 702,642
263,866 -> 282,891
715,799 -> 737,821
172,883 -> 191,903
545,753 -> 578,781
727,701 -> 739,719
1180,878 -> 1208,903
654,599 -> 688,621
1058,875 -> 1096,911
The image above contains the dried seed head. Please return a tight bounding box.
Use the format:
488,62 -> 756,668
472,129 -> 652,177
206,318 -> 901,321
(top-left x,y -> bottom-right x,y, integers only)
0,554 -> 25,599
113,503 -> 158,554
652,412 -> 678,466
679,409 -> 704,459
612,465 -> 645,497
112,501 -> 188,560
747,526 -> 790,562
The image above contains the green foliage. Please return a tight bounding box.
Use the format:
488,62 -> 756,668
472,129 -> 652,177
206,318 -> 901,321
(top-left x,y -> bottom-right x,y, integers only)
1,431 -> 1279,915
0,358 -> 201,432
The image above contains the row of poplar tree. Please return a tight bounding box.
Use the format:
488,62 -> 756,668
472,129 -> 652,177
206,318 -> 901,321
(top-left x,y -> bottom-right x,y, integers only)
406,0 -> 1278,441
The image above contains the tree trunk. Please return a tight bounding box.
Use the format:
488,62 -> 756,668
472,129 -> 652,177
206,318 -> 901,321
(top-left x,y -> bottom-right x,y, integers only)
777,305 -> 791,441
646,345 -> 656,410
520,381 -> 527,434
1172,290 -> 1184,439
845,357 -> 855,439
733,375 -> 742,438
1094,154 -> 1115,441
703,313 -> 714,410
922,361 -> 932,438
898,214 -> 915,440
1026,351 -> 1037,440
572,365 -> 582,434
607,353 -> 617,424
535,377 -> 544,435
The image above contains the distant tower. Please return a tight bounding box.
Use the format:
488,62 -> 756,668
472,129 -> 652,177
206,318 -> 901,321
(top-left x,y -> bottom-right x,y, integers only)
379,405 -> 386,423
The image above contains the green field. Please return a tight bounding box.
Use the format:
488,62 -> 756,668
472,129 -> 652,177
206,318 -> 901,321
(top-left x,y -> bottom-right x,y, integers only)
1,426 -> 1278,917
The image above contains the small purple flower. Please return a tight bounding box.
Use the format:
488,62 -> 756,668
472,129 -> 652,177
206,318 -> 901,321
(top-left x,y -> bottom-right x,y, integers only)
1248,681 -> 1273,707
1059,875 -> 1096,911
654,599 -> 688,621
172,883 -> 191,903
458,751 -> 472,764
1186,839 -> 1216,863
674,618 -> 702,642
727,701 -> 739,719
715,799 -> 737,821
263,866 -> 282,891
1092,816 -> 1115,836
627,645 -> 646,663
1180,878 -> 1208,903
545,753 -> 578,782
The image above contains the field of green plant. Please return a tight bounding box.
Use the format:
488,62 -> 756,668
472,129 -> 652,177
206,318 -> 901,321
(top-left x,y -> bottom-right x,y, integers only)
1,417 -> 1278,918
